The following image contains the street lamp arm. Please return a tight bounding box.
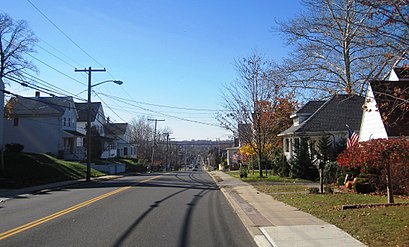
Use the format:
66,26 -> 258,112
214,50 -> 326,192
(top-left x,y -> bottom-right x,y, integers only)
91,80 -> 123,88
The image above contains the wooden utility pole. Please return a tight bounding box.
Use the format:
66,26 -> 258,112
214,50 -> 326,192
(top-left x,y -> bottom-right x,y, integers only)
164,132 -> 174,171
148,118 -> 164,172
75,67 -> 106,181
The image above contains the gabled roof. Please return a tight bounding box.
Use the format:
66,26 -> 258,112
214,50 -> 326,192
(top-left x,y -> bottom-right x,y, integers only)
7,96 -> 74,117
75,102 -> 102,122
295,100 -> 325,115
279,94 -> 364,136
104,123 -> 128,138
370,80 -> 409,137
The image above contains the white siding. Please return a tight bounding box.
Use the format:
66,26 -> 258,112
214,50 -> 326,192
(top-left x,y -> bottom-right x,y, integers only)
62,108 -> 77,131
4,116 -> 62,155
359,85 -> 388,142
388,69 -> 399,81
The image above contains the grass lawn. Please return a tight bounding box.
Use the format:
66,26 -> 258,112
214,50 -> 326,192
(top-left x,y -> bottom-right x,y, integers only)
226,170 -> 312,183
113,158 -> 146,173
0,152 -> 105,188
247,178 -> 409,247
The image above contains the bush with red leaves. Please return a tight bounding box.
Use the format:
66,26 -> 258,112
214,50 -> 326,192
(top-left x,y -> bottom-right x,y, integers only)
337,138 -> 409,195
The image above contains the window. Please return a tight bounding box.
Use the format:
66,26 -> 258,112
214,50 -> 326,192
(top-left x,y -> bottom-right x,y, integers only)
63,117 -> 66,126
284,138 -> 289,152
124,147 -> 128,155
68,118 -> 71,127
294,138 -> 300,149
13,118 -> 19,127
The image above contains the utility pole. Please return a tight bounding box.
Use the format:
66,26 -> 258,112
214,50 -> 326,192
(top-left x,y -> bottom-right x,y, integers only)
148,118 -> 164,172
75,67 -> 106,181
164,132 -> 174,171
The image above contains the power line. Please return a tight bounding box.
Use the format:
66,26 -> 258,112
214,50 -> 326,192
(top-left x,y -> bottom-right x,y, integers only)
26,53 -> 86,86
102,94 -> 222,127
38,37 -> 85,69
21,72 -> 87,101
96,92 -> 229,112
26,0 -> 106,68
37,44 -> 78,69
5,74 -> 86,101
94,92 -> 127,123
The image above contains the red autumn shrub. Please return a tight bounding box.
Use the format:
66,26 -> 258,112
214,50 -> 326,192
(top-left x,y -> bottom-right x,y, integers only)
337,138 -> 409,195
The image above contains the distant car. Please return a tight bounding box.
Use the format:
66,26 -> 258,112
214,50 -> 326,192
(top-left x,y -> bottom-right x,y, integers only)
192,167 -> 198,171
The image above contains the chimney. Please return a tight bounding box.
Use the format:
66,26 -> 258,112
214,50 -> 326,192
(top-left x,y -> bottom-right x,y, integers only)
35,91 -> 40,97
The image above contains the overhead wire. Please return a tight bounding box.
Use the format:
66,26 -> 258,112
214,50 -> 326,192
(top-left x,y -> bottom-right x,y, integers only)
96,92 -> 229,112
17,2 -> 227,132
37,37 -> 85,69
21,72 -> 87,101
97,93 -> 222,128
5,74 -> 86,101
94,92 -> 128,123
26,53 -> 86,86
26,0 -> 106,68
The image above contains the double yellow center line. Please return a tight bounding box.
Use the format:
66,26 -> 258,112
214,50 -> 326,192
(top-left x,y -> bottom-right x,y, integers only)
0,175 -> 162,241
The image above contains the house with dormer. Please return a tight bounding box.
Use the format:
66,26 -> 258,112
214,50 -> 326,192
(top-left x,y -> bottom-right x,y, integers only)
4,92 -> 85,160
75,102 -> 109,159
278,94 -> 364,161
360,67 -> 409,141
104,121 -> 137,159
75,102 -> 106,136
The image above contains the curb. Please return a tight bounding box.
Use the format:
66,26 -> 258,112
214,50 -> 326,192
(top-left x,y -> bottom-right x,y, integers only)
208,171 -> 273,247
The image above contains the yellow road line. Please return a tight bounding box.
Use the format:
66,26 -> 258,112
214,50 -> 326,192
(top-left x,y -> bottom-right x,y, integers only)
0,175 -> 162,241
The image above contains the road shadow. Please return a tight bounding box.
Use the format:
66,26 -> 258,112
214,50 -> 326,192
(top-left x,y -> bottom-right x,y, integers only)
112,172 -> 214,247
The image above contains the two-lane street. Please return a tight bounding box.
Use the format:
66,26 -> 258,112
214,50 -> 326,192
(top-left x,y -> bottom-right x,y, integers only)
0,171 -> 256,247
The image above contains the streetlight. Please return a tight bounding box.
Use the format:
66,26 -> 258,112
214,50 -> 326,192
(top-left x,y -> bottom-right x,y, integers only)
86,79 -> 123,181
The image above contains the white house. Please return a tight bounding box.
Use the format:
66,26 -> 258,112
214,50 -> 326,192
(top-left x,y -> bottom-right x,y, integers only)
75,102 -> 106,137
359,67 -> 409,141
104,122 -> 137,159
75,102 -> 109,159
4,92 -> 85,159
278,94 -> 364,161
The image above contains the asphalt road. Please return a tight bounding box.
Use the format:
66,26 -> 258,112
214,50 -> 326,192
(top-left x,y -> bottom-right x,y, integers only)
0,170 -> 256,247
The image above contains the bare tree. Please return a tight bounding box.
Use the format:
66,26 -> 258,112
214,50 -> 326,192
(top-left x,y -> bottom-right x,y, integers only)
128,117 -> 153,162
358,1 -> 409,120
359,0 -> 409,62
0,13 -> 37,169
0,13 -> 38,79
217,52 -> 296,177
276,0 -> 400,97
128,116 -> 173,169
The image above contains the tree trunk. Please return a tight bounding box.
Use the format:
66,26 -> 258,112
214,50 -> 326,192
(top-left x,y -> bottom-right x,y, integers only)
319,167 -> 324,194
386,164 -> 394,204
258,151 -> 263,178
252,156 -> 254,175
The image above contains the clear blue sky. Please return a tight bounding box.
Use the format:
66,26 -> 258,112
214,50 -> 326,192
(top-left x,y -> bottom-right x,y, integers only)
2,0 -> 303,141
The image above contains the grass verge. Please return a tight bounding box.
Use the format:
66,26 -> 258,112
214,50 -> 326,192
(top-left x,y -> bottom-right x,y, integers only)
113,158 -> 146,173
251,181 -> 409,247
0,152 -> 105,188
225,170 -> 312,183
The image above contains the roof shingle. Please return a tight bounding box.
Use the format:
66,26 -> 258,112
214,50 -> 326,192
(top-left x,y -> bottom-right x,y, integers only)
279,94 -> 364,136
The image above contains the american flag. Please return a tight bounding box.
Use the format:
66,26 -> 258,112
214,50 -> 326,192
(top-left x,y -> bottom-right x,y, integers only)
347,126 -> 359,149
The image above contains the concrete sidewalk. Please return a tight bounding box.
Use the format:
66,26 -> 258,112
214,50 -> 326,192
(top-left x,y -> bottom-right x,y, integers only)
209,171 -> 366,247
